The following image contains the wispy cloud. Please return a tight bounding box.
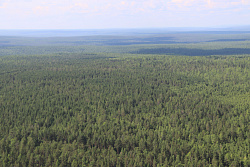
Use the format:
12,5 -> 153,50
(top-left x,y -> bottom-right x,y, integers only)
0,0 -> 250,29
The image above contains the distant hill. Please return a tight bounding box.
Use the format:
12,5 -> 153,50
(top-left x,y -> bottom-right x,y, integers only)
0,26 -> 250,37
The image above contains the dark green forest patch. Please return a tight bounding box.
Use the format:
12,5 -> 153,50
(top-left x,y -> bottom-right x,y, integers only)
208,39 -> 249,42
132,48 -> 250,56
0,54 -> 249,166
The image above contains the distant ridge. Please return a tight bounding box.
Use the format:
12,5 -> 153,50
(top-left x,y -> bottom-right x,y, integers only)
0,26 -> 250,37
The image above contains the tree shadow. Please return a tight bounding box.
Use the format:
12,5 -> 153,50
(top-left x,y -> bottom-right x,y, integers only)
131,48 -> 250,56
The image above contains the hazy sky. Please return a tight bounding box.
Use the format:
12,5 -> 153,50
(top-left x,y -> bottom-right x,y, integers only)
0,0 -> 250,29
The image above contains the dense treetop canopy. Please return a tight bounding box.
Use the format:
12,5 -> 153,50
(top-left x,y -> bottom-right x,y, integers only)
0,34 -> 250,166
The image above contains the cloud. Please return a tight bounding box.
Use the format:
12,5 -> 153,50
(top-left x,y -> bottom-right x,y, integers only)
0,0 -> 8,8
33,5 -> 49,15
171,0 -> 195,6
1,0 -> 248,16
1,0 -> 250,29
205,0 -> 216,8
0,3 -> 6,8
242,0 -> 250,4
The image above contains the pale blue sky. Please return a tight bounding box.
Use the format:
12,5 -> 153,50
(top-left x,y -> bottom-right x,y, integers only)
0,0 -> 250,29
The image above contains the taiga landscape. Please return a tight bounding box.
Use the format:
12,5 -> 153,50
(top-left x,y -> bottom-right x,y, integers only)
0,29 -> 250,166
1,0 -> 250,166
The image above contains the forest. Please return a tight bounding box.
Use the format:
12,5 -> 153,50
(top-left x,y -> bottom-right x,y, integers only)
0,32 -> 250,166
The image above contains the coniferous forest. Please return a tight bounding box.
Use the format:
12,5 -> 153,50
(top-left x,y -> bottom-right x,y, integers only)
0,32 -> 250,166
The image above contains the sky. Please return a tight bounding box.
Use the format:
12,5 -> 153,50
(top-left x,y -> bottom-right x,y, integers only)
0,0 -> 250,29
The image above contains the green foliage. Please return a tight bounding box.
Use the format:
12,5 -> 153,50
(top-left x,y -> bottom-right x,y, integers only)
0,52 -> 249,166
